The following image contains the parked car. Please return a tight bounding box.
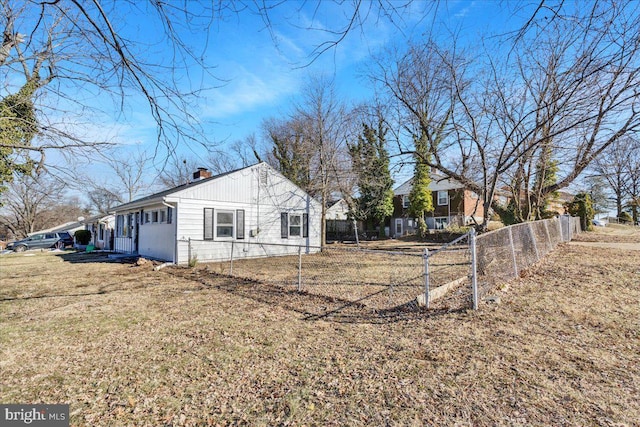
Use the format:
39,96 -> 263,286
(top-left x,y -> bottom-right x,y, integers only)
6,232 -> 74,252
592,219 -> 606,227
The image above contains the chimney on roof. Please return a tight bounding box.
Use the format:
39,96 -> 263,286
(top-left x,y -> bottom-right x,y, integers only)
193,167 -> 212,181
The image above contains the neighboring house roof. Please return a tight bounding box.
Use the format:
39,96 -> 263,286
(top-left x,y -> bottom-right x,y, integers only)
394,172 -> 465,196
30,221 -> 83,235
29,214 -> 114,236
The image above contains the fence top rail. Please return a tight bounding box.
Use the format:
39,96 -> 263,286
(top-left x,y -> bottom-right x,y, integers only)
429,231 -> 470,256
475,217 -> 563,242
180,238 -> 426,256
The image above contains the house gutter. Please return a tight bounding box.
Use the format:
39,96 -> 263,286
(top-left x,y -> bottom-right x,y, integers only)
162,198 -> 178,264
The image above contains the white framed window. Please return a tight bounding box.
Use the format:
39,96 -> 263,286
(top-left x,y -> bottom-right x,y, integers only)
437,190 -> 449,206
289,214 -> 302,237
435,217 -> 448,229
216,210 -> 234,238
159,210 -> 166,223
144,212 -> 150,224
402,195 -> 410,208
281,212 -> 309,238
152,211 -> 158,223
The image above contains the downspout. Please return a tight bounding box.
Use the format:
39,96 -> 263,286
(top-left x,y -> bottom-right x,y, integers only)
162,199 -> 177,264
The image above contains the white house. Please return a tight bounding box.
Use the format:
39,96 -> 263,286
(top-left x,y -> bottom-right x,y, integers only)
111,162 -> 322,264
85,214 -> 115,250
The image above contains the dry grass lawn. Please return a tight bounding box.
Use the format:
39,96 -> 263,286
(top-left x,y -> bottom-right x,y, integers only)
1,226 -> 639,426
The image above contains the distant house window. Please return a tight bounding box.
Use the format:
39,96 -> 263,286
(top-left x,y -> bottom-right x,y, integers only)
159,210 -> 166,223
216,210 -> 234,238
402,195 -> 410,208
435,217 -> 448,229
281,212 -> 309,238
152,211 -> 158,223
144,212 -> 150,224
438,190 -> 449,206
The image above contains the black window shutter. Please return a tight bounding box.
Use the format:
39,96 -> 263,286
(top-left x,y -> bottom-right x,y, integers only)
236,210 -> 245,239
303,213 -> 309,238
281,212 -> 288,238
204,208 -> 214,240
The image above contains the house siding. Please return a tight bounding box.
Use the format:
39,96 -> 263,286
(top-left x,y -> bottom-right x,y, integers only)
170,164 -> 321,264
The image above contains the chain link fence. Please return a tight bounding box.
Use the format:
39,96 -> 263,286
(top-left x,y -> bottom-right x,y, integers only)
176,216 -> 580,317
475,216 -> 581,300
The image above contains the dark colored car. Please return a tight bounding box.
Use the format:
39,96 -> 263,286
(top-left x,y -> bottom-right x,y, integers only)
6,231 -> 74,252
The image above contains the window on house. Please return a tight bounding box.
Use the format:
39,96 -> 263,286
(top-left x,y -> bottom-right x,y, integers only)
435,217 -> 448,229
152,211 -> 158,223
159,210 -> 166,223
144,212 -> 150,224
402,195 -> 410,208
167,207 -> 173,224
281,212 -> 309,238
289,214 -> 302,237
204,208 -> 214,240
438,190 -> 449,206
216,210 -> 234,238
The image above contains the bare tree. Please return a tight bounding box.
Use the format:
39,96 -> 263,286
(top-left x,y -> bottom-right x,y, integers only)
0,173 -> 66,238
592,136 -> 640,222
0,0 -> 228,196
80,149 -> 150,213
374,1 -> 640,230
261,76 -> 349,246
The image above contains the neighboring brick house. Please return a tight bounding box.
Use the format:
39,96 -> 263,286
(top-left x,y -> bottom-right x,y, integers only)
391,173 -> 483,237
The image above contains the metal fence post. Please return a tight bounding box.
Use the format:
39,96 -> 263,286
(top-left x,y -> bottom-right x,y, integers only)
470,228 -> 478,310
298,245 -> 302,292
230,240 -> 235,275
423,248 -> 430,309
188,237 -> 191,265
353,219 -> 360,248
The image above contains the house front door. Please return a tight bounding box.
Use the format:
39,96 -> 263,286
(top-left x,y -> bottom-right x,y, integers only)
134,212 -> 140,253
395,218 -> 403,237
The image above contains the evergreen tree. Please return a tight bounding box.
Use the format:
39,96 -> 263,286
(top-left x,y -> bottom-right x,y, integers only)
348,123 -> 394,237
408,133 -> 434,236
566,192 -> 595,231
0,80 -> 38,198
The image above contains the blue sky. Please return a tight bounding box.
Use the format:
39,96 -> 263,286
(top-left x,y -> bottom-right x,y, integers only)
30,0 -> 544,195
105,1 -> 518,175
